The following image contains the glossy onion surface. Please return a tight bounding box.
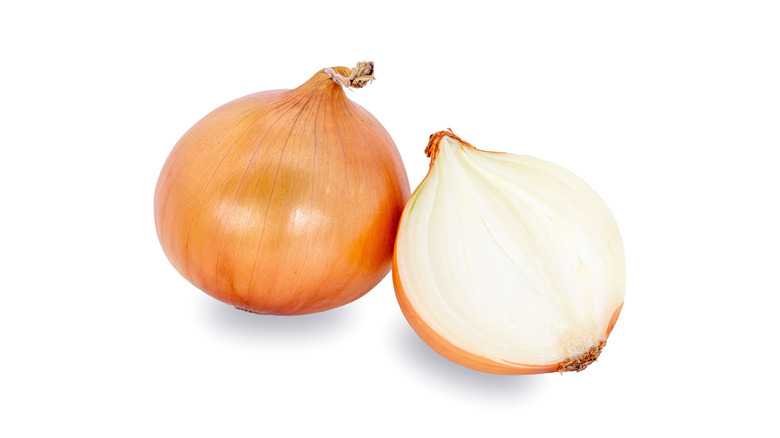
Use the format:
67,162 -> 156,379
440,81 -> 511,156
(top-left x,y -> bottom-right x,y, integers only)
155,66 -> 410,315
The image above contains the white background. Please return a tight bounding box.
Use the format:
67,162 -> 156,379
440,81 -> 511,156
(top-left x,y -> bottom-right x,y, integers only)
2,1 -> 778,436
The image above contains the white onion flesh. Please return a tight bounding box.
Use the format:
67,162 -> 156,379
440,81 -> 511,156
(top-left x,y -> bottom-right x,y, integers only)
393,132 -> 625,374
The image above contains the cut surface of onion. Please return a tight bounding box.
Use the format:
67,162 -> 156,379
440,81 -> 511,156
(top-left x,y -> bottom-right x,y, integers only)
155,62 -> 410,315
393,130 -> 625,374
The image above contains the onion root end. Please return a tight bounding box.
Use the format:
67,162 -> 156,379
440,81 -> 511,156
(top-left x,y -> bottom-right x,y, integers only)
559,341 -> 606,373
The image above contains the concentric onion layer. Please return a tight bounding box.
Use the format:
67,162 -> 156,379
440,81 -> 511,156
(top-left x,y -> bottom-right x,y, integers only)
393,134 -> 625,374
155,68 -> 410,315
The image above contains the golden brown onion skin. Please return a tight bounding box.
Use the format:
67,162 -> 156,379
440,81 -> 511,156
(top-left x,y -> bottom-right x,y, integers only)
155,67 -> 410,315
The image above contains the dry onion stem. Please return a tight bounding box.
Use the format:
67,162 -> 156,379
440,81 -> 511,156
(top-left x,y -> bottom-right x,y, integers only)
155,62 -> 410,315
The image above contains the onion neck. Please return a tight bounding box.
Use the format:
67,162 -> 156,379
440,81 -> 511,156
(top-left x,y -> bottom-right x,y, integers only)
425,129 -> 477,165
327,61 -> 375,89
292,61 -> 375,97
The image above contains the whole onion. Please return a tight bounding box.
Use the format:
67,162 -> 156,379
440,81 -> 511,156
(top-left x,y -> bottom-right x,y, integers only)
155,62 -> 410,315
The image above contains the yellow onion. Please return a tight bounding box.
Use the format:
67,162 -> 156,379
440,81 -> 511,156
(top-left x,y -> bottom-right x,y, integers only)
155,62 -> 410,315
393,130 -> 625,374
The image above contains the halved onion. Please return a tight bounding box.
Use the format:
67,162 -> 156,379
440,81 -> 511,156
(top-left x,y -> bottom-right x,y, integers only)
393,130 -> 625,374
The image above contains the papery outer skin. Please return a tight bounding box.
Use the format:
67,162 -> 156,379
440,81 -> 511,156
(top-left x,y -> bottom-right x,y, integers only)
393,132 -> 625,374
154,67 -> 410,315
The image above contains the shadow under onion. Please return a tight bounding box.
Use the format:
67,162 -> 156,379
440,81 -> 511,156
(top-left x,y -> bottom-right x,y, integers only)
200,298 -> 358,346
394,322 -> 546,400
